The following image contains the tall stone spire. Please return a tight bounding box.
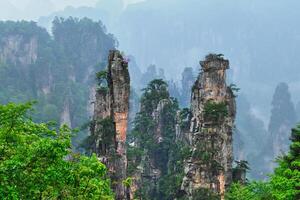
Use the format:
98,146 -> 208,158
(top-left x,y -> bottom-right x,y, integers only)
181,54 -> 236,199
91,50 -> 130,199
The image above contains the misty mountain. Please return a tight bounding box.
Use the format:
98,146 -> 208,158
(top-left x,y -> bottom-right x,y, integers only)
36,0 -> 300,117
0,18 -> 116,147
117,0 -> 300,114
1,0 -> 300,183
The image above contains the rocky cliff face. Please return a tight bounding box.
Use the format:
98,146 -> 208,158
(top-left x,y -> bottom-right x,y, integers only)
91,50 -> 130,200
126,79 -> 181,199
267,82 -> 296,170
0,22 -> 49,96
0,35 -> 38,66
181,54 -> 236,199
180,67 -> 195,108
139,98 -> 174,196
0,20 -> 116,150
129,99 -> 171,199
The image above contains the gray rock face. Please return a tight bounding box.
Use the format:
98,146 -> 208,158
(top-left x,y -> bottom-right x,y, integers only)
130,98 -> 173,199
267,82 -> 296,171
0,35 -> 38,66
152,99 -> 171,143
91,50 -> 130,200
181,54 -> 236,199
180,67 -> 195,107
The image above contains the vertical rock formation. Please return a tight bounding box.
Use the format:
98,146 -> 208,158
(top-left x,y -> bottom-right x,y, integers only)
127,79 -> 180,199
0,20 -> 116,138
91,50 -> 130,200
140,98 -> 174,197
181,54 -> 236,199
140,64 -> 165,88
268,82 -> 296,169
130,99 -> 171,199
180,67 -> 195,108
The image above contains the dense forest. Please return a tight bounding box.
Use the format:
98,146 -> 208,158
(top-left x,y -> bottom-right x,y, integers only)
0,15 -> 299,200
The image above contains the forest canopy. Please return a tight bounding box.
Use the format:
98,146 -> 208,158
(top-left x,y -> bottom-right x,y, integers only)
0,102 -> 114,199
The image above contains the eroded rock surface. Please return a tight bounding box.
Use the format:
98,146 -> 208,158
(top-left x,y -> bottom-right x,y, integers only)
91,50 -> 130,200
181,54 -> 236,199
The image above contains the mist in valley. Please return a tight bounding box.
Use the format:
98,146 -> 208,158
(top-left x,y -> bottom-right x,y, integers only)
1,0 -> 299,189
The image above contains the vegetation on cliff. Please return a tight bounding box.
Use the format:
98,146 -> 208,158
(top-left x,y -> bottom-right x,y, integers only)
89,50 -> 130,200
1,18 -> 299,199
127,79 -> 190,199
0,18 -> 116,148
203,101 -> 228,122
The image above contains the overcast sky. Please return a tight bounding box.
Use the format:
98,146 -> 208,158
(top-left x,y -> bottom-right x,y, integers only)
9,0 -> 97,10
0,0 -> 144,20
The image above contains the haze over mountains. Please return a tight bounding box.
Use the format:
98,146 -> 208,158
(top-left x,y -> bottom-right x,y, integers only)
21,0 -> 299,121
1,0 -> 300,180
1,0 -> 143,20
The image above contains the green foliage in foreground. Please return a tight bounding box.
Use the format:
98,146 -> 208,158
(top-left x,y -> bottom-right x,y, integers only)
226,182 -> 273,200
269,125 -> 300,200
226,125 -> 300,200
0,102 -> 114,199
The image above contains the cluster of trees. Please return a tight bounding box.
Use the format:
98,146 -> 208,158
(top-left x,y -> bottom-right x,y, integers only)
125,78 -> 300,200
1,18 -> 299,199
0,80 -> 299,199
227,124 -> 300,200
0,102 -> 114,199
0,21 -> 49,41
203,101 -> 228,122
127,79 -> 190,199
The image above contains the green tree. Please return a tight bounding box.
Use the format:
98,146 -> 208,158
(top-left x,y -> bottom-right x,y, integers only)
0,102 -> 114,199
226,124 -> 300,200
226,182 -> 272,200
203,101 -> 228,122
140,79 -> 170,114
128,79 -> 191,199
270,125 -> 300,200
191,188 -> 220,200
